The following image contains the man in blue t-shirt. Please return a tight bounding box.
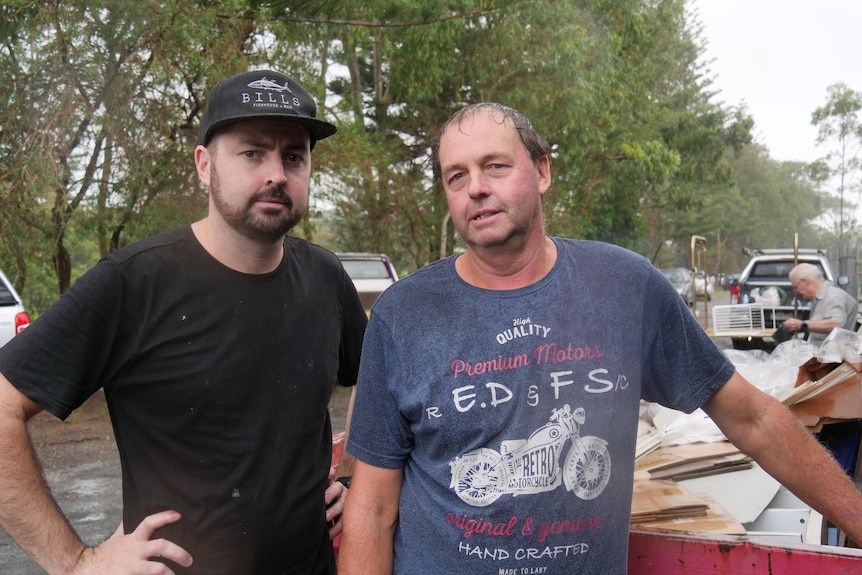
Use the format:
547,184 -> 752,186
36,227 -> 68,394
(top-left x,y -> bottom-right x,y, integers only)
339,103 -> 862,574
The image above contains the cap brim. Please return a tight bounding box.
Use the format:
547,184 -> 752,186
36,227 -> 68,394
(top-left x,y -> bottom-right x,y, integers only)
200,115 -> 337,146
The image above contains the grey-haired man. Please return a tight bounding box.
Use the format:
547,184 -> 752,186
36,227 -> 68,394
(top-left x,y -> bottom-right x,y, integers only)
784,262 -> 858,345
340,102 -> 862,575
0,70 -> 366,575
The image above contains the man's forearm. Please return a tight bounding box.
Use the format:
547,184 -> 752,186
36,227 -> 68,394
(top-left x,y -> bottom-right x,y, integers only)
339,461 -> 402,574
807,318 -> 842,334
746,402 -> 862,542
339,516 -> 395,574
707,378 -> 862,543
0,415 -> 85,575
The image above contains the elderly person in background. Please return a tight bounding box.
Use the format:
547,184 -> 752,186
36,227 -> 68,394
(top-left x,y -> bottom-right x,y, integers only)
786,262 -> 862,477
783,262 -> 858,345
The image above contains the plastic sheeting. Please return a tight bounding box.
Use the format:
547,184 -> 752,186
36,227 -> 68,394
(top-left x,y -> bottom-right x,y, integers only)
642,331 -> 862,446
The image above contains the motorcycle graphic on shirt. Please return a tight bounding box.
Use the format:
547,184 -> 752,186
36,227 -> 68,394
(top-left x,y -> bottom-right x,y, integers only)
448,404 -> 611,507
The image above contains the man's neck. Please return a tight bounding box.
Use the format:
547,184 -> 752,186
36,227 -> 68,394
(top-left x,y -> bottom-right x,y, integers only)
191,218 -> 284,274
456,236 -> 557,290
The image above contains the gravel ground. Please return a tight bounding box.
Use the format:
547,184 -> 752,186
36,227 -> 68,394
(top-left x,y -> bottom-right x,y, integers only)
0,386 -> 352,574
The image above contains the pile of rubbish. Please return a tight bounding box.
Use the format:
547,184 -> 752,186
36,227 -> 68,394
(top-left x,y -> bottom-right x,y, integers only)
640,329 -> 862,448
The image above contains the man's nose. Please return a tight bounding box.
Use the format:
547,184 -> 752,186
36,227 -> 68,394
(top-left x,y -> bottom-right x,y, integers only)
466,171 -> 491,198
265,155 -> 289,186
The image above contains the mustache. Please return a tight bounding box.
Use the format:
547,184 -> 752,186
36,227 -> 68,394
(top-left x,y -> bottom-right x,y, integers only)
253,186 -> 292,206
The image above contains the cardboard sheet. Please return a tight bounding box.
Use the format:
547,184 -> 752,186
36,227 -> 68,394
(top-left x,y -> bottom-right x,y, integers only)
634,441 -> 741,474
647,452 -> 752,482
631,479 -> 746,535
631,479 -> 708,524
784,362 -> 862,426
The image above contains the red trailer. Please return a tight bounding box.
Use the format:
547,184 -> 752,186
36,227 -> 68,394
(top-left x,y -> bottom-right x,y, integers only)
332,434 -> 862,572
629,527 -> 862,573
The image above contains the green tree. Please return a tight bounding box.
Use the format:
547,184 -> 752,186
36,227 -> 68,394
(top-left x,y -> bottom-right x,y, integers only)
277,0 -> 751,274
634,5 -> 753,267
811,82 -> 862,244
669,145 -> 827,274
0,1 -> 261,298
0,0 -> 760,310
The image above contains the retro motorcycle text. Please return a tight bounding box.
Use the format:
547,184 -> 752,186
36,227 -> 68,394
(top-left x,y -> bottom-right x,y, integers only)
447,369 -> 629,414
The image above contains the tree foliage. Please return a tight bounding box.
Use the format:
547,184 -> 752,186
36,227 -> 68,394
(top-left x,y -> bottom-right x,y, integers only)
0,1 -> 257,295
0,0 -> 838,313
811,82 -> 862,243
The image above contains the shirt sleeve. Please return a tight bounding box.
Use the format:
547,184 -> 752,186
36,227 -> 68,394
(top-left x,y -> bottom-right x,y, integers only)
640,268 -> 736,413
337,271 -> 367,388
817,287 -> 854,323
0,259 -> 124,419
345,308 -> 412,469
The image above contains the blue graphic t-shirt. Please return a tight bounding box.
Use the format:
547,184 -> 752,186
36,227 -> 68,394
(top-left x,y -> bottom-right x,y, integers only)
347,238 -> 734,574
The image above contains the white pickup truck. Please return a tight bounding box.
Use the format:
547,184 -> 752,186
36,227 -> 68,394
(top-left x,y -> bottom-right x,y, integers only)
713,248 -> 850,350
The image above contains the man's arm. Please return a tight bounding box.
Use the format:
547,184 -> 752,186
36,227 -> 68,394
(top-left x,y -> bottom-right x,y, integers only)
335,386 -> 358,480
339,459 -> 403,575
784,287 -> 856,336
0,374 -> 192,574
326,387 -> 358,539
0,372 -> 88,573
783,316 -> 842,336
702,371 -> 862,543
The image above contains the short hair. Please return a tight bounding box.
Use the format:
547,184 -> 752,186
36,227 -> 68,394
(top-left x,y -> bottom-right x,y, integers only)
430,103 -> 550,183
789,263 -> 824,283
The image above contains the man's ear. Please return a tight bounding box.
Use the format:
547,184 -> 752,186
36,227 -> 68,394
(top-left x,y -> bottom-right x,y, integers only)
536,155 -> 552,197
195,145 -> 212,188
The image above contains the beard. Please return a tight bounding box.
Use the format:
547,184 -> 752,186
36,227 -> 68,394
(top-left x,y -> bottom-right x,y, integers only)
209,167 -> 306,243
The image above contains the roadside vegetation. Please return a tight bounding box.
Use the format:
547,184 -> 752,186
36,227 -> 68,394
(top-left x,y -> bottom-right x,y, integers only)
1,1 -> 860,314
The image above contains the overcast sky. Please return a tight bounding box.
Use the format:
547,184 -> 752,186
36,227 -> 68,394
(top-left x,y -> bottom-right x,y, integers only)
692,0 -> 862,164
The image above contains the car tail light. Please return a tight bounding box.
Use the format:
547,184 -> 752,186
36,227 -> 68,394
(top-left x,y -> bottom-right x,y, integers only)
15,312 -> 30,334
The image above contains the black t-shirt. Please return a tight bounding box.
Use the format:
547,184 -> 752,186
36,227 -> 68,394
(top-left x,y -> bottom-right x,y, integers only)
0,226 -> 367,574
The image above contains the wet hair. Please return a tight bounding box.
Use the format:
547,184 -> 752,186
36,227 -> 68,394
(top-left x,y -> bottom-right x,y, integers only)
430,103 -> 551,183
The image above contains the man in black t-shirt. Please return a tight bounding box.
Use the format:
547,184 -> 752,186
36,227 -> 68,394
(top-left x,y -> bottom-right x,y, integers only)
0,70 -> 366,574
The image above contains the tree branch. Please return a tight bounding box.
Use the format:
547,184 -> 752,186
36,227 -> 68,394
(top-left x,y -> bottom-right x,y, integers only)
217,8 -> 501,29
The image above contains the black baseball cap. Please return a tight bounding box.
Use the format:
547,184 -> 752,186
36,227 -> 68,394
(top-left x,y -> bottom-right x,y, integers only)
197,69 -> 337,146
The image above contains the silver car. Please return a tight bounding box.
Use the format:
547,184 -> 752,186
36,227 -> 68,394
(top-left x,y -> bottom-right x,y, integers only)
660,267 -> 694,306
659,267 -> 711,306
